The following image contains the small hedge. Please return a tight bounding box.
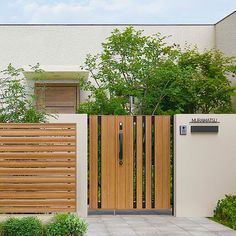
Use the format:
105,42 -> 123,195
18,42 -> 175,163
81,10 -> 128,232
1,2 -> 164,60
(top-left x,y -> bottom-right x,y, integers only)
1,217 -> 43,236
0,214 -> 87,236
213,195 -> 236,230
45,213 -> 88,236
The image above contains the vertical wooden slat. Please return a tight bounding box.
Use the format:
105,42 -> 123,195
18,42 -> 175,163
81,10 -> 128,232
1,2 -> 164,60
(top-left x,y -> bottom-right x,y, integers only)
125,116 -> 134,209
116,116 -> 126,209
116,116 -> 134,209
89,116 -> 98,209
145,116 -> 152,209
163,116 -> 171,208
155,116 -> 170,209
101,116 -> 116,209
136,116 -> 143,209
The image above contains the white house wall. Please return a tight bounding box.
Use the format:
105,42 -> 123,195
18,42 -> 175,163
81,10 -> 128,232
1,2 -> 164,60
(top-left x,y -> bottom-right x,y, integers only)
216,12 -> 236,107
174,114 -> 236,217
0,25 -> 215,102
216,12 -> 236,57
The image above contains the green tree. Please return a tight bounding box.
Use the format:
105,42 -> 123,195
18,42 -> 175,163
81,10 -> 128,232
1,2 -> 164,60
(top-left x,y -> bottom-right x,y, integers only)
179,47 -> 236,113
0,64 -> 51,122
78,27 -> 236,115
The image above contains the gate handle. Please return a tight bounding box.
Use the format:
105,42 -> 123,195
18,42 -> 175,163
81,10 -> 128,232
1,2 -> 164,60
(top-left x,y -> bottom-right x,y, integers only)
119,123 -> 123,165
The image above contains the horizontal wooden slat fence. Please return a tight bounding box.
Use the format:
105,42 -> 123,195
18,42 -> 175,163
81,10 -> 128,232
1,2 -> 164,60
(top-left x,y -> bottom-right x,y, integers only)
0,123 -> 76,213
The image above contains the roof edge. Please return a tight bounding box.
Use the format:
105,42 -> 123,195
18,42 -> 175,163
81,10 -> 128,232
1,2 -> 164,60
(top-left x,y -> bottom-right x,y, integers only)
0,10 -> 235,26
215,10 -> 236,25
0,23 -> 214,27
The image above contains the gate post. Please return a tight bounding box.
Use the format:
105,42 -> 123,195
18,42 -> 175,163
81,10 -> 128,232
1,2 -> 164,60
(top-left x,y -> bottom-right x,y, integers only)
49,114 -> 88,217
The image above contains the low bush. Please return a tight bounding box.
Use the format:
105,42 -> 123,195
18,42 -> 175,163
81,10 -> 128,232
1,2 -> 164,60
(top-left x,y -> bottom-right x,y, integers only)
213,195 -> 236,230
0,222 -> 3,236
1,216 -> 44,236
45,213 -> 88,236
0,214 -> 87,236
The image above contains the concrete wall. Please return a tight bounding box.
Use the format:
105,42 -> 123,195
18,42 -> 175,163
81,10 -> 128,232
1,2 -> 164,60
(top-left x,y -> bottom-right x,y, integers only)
0,24 -> 215,101
174,114 -> 236,217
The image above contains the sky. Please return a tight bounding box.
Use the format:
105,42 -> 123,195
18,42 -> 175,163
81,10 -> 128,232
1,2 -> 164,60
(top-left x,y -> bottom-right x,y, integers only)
0,0 -> 235,24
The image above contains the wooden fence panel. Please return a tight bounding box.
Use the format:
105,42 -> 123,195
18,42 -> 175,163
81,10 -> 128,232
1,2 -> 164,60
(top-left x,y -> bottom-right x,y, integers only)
136,116 -> 143,209
155,116 -> 171,209
89,116 -> 98,209
0,123 -> 76,214
101,116 -> 117,209
89,115 -> 171,211
145,116 -> 152,209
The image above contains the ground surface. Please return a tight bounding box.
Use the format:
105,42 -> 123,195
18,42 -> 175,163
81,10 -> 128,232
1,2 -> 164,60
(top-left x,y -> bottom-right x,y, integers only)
86,215 -> 236,236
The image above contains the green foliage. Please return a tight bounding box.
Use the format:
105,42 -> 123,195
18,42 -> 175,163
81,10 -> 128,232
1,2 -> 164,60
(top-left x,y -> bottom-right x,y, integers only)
213,195 -> 236,230
0,221 -> 3,236
179,47 -> 236,113
2,217 -> 43,236
0,64 -> 50,123
45,213 -> 88,236
0,215 -> 88,236
78,27 -> 236,115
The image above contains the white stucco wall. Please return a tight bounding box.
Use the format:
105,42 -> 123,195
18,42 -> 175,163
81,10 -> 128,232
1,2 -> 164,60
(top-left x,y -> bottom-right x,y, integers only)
0,24 -> 215,101
174,114 -> 236,217
49,114 -> 88,217
216,11 -> 236,57
215,12 -> 236,108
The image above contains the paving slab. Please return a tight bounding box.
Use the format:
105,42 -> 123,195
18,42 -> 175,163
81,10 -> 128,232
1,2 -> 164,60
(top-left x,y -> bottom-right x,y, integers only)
85,215 -> 236,236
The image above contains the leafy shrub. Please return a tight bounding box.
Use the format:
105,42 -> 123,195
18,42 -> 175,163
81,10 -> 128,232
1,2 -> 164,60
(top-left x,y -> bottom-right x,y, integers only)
214,195 -> 236,229
45,213 -> 88,236
0,222 -> 3,236
2,216 -> 43,236
0,64 -> 51,123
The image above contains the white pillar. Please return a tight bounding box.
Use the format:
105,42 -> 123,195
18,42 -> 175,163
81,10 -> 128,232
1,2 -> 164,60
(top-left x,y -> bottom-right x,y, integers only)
49,114 -> 88,217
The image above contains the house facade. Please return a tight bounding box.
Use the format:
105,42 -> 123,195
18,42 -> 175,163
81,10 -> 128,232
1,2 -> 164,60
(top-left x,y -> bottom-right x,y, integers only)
0,11 -> 235,113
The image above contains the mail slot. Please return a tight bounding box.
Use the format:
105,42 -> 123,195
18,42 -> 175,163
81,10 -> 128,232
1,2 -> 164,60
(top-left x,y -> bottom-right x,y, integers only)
191,126 -> 219,133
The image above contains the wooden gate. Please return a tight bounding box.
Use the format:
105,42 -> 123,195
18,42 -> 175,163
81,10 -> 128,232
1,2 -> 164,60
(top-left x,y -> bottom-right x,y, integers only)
89,115 -> 170,210
0,123 -> 76,213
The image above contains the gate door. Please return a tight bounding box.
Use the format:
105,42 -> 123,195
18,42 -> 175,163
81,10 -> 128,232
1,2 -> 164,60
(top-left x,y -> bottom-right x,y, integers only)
89,115 -> 170,210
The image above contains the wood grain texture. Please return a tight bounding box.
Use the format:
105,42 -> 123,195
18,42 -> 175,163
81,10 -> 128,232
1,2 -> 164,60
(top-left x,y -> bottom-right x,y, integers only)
155,116 -> 170,209
0,137 -> 76,143
0,168 -> 75,175
0,153 -> 75,159
101,116 -> 117,209
145,116 -> 152,209
0,192 -> 75,199
0,123 -> 76,129
0,123 -> 77,214
0,200 -> 75,207
89,116 -> 98,209
89,115 -> 170,211
0,207 -> 75,213
124,116 -> 134,209
136,116 -> 143,209
35,83 -> 78,114
0,161 -> 75,168
0,176 -> 75,183
0,183 -> 75,191
116,116 -> 126,209
0,145 -> 76,152
0,199 -> 75,206
0,129 -> 75,136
